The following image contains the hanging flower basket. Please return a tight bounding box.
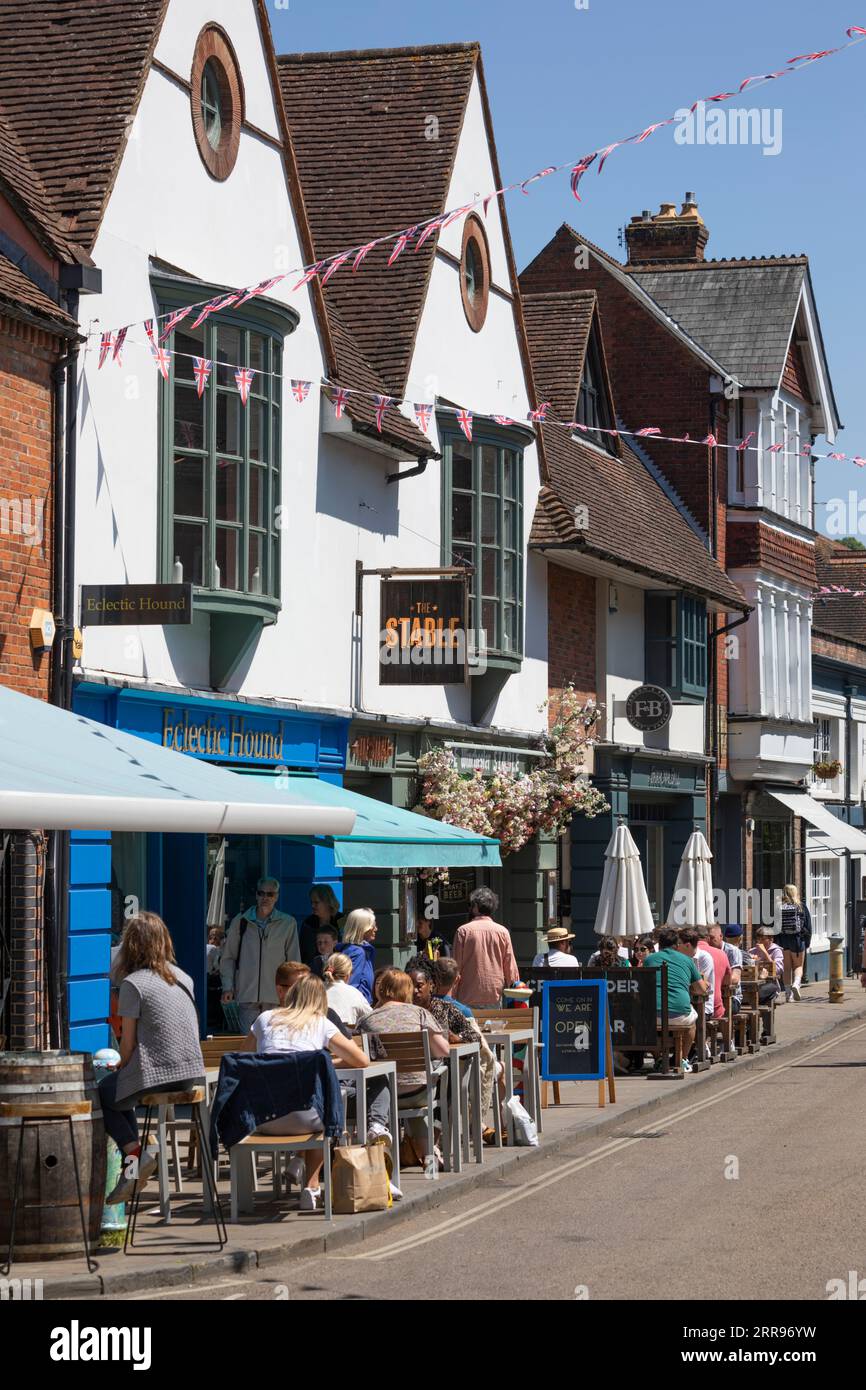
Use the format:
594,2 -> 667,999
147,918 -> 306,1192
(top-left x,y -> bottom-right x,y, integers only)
813,759 -> 842,780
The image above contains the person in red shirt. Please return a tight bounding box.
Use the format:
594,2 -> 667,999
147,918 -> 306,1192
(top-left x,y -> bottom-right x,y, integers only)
452,887 -> 519,1009
701,924 -> 732,1020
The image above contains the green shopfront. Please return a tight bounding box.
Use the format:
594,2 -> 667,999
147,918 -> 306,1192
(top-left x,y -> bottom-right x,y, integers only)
568,748 -> 709,953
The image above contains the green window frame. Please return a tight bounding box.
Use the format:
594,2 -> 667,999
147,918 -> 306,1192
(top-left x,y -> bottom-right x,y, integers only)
156,281 -> 296,616
576,326 -> 616,455
442,428 -> 524,659
644,592 -> 707,700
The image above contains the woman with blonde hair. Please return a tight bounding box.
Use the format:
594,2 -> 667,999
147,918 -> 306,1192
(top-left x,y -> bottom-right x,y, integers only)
299,883 -> 343,965
100,913 -> 205,1205
340,907 -> 378,1002
323,952 -> 373,1026
777,883 -> 812,1001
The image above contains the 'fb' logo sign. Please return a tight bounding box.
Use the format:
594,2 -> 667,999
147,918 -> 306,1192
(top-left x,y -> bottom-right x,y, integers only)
625,684 -> 673,732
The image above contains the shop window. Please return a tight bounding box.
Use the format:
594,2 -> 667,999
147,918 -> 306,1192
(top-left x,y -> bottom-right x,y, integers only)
157,285 -> 290,608
753,819 -> 792,894
644,592 -> 707,699
575,325 -> 616,455
809,858 -> 833,942
443,430 -> 524,658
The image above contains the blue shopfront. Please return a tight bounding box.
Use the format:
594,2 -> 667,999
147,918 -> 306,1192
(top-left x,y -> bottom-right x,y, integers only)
68,683 -> 349,1052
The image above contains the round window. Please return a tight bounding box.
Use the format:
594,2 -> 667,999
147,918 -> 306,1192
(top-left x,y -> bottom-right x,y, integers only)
190,26 -> 243,181
460,215 -> 490,332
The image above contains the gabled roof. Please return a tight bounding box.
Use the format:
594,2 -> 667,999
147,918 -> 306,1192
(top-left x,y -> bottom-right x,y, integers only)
0,108 -> 87,263
0,252 -> 77,333
629,259 -> 807,391
326,306 -> 435,457
0,0 -> 169,252
522,290 -> 747,611
276,43 -> 478,396
813,536 -> 866,648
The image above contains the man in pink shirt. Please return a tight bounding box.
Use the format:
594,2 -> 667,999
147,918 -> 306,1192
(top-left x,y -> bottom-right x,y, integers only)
453,887 -> 519,1008
701,924 -> 732,1020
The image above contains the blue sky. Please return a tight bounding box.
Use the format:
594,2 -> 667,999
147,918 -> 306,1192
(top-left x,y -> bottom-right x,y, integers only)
269,0 -> 866,538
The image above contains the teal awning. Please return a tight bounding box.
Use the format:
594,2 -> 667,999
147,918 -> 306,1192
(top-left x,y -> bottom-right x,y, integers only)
277,774 -> 501,868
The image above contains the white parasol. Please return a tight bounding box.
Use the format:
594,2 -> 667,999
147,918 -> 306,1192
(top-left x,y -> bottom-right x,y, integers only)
593,823 -> 656,939
666,829 -> 715,929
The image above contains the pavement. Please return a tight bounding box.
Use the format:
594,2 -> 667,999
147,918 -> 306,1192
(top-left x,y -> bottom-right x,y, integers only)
15,980 -> 866,1300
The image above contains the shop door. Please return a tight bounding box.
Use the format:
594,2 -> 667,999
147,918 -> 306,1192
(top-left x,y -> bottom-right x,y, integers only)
161,833 -> 207,1032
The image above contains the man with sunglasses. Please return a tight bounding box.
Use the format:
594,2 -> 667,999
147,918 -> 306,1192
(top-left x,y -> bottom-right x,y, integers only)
220,877 -> 300,1032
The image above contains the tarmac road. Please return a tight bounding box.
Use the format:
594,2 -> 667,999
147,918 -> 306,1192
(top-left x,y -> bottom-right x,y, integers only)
120,1018 -> 866,1302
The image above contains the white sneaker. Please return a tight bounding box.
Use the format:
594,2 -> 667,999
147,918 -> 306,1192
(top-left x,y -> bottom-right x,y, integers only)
286,1154 -> 306,1187
681,1058 -> 693,1073
791,982 -> 801,1001
388,1181 -> 403,1202
105,1146 -> 159,1205
299,1186 -> 321,1212
366,1123 -> 392,1146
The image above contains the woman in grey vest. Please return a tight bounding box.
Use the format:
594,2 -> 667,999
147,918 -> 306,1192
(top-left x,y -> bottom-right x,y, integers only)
100,913 -> 205,1204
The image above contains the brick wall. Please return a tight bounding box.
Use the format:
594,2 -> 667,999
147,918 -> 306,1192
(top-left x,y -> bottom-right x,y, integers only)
812,631 -> 866,666
726,520 -> 817,588
0,314 -> 56,699
547,563 -> 596,716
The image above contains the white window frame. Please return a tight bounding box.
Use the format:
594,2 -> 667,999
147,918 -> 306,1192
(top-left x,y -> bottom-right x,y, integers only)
808,857 -> 833,947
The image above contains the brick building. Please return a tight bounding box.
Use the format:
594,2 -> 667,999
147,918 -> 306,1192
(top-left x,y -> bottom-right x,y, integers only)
522,197 -> 844,944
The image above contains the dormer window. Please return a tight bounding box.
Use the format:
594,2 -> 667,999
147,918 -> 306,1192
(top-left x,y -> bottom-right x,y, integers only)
576,325 -> 616,454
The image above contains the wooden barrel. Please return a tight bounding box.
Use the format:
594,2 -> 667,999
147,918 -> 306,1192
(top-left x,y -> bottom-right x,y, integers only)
0,1051 -> 107,1259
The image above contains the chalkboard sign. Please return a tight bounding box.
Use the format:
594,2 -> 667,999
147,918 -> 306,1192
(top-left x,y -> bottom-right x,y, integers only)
541,979 -> 607,1081
526,966 -> 659,1051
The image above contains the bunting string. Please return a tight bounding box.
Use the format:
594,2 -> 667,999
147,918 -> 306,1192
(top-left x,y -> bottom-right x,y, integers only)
85,25 -> 866,346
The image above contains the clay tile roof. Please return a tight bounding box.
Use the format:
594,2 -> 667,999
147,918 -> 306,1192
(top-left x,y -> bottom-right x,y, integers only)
523,292 -> 746,610
276,43 -> 478,395
0,0 -> 168,253
326,306 -> 435,458
813,535 -> 866,646
0,107 -> 85,262
520,290 -> 596,423
0,252 -> 77,332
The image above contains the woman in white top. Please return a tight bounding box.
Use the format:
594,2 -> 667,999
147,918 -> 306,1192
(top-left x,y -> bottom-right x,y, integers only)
323,952 -> 374,1026
246,975 -> 369,1210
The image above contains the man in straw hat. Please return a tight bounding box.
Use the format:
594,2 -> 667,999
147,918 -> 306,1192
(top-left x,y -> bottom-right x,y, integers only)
532,925 -> 580,968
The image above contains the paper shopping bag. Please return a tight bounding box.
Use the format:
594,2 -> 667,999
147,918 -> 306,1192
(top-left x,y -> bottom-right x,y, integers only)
331,1142 -> 390,1214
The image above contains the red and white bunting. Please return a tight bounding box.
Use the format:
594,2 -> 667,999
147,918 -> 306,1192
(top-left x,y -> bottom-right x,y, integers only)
292,262 -> 325,292
441,203 -> 474,230
352,242 -> 378,273
160,306 -> 191,342
457,408 -> 473,442
415,217 -> 445,252
702,433 -> 718,447
387,227 -> 417,266
190,295 -> 228,330
192,357 -> 212,398
767,442 -> 785,453
321,253 -> 351,285
144,319 -> 158,357
847,26 -> 866,37
736,431 -> 756,452
636,426 -> 662,436
291,379 -> 312,403
570,153 -> 597,201
112,326 -> 128,364
853,457 -> 866,467
235,275 -> 285,306
520,166 -> 556,195
494,415 -> 515,426
413,402 -> 433,432
374,394 -> 392,432
153,345 -> 171,381
332,387 -> 350,419
234,368 -> 255,405
529,402 -> 551,422
98,332 -> 114,369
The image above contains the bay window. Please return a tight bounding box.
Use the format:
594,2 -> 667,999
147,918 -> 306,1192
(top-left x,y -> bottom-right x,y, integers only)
644,592 -> 707,699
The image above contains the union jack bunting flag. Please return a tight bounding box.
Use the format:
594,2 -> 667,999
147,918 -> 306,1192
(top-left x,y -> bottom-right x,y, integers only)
234,368 -> 255,405
415,218 -> 444,252
827,452 -> 848,461
636,426 -> 662,437
160,306 -> 190,342
853,457 -> 866,467
144,319 -> 158,357
332,387 -> 350,419
597,141 -> 622,175
528,402 -> 550,423
387,227 -> 417,266
633,119 -> 672,144
456,408 -> 473,442
442,203 -> 474,230
352,242 -> 378,272
112,326 -> 128,364
374,395 -> 393,432
321,253 -> 351,285
847,26 -> 866,36
193,357 -> 212,398
569,153 -> 597,201
767,442 -> 784,453
98,332 -> 114,368
494,415 -> 514,427
482,191 -> 499,216
190,295 -> 229,330
236,274 -> 285,306
153,346 -> 171,381
520,167 -> 556,195
787,49 -> 837,64
291,379 -> 312,403
702,434 -> 718,448
292,262 -> 325,292
735,431 -> 756,452
800,445 -> 812,456
413,403 -> 433,432
573,422 -> 589,432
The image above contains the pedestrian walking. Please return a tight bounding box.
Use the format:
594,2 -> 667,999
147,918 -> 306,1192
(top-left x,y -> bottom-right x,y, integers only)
220,877 -> 300,1031
452,887 -> 519,1008
776,884 -> 811,1001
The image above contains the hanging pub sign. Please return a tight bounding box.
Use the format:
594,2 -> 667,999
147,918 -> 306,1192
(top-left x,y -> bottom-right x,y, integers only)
379,577 -> 467,685
625,683 -> 673,732
80,583 -> 193,627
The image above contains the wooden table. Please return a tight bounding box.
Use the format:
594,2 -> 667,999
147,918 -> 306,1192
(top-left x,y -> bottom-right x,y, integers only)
443,1042 -> 482,1173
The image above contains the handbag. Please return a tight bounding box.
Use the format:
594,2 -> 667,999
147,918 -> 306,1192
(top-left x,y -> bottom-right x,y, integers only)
331,1142 -> 390,1213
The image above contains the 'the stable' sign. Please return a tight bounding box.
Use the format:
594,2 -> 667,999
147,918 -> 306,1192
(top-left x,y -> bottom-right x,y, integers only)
541,978 -> 608,1081
379,577 -> 467,685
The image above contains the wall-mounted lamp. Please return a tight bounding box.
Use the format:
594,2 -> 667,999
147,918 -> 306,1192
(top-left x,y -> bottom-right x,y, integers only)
745,818 -> 755,836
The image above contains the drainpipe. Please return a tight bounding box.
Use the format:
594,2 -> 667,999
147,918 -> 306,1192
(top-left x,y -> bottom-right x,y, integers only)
844,683 -> 855,968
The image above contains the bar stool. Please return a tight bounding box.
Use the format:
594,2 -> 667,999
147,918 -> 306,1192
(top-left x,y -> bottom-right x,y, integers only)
0,1100 -> 97,1275
125,1087 -> 227,1251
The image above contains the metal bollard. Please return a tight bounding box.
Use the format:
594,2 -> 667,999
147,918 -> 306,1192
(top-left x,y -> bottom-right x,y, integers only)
828,934 -> 845,1003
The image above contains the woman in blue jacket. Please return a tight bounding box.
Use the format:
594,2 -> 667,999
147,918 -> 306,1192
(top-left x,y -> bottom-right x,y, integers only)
340,908 -> 377,1003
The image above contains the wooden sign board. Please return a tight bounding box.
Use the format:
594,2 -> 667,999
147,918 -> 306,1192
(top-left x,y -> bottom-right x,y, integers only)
540,978 -> 607,1081
80,583 -> 193,627
379,577 -> 467,685
526,966 -> 657,1050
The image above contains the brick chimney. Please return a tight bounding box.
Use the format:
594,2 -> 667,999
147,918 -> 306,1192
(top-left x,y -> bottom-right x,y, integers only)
624,194 -> 709,265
